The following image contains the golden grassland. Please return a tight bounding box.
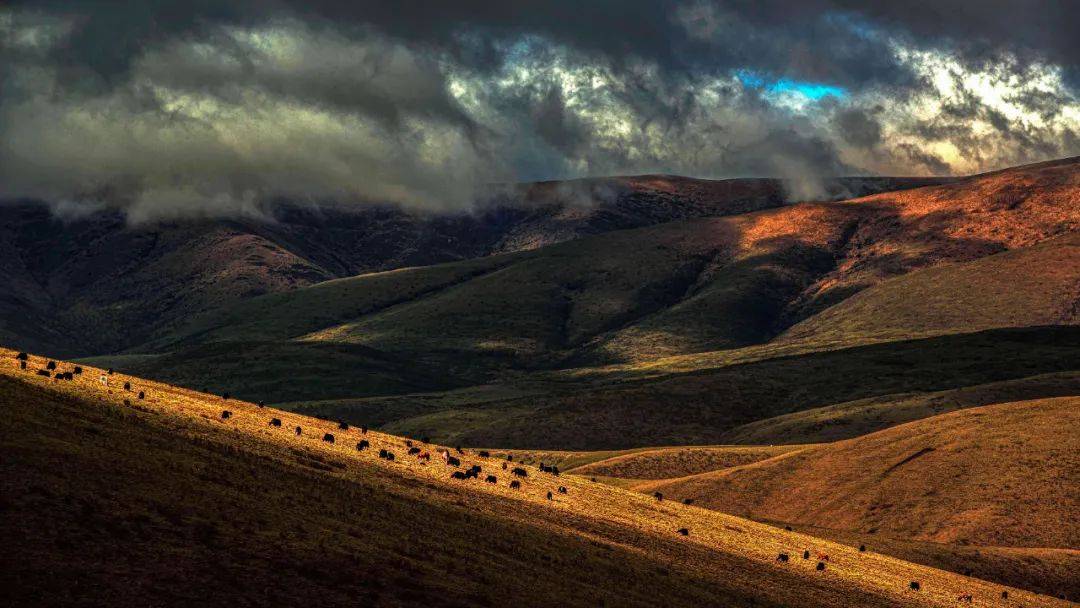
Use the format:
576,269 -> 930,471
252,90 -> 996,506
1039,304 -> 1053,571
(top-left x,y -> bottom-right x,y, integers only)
3,348 -> 1073,607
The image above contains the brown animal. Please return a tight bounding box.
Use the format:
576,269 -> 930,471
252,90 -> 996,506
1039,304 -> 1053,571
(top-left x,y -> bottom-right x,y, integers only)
816,553 -> 829,562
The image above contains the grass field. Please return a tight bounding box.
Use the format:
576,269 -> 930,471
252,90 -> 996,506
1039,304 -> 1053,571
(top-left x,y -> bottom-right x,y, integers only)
4,348 -> 1072,606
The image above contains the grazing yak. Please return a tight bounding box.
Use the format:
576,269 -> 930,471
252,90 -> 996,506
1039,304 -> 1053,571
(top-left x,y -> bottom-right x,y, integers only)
803,550 -> 810,559
859,544 -> 866,552
485,475 -> 497,484
511,467 -> 528,478
322,433 -> 335,444
451,471 -> 468,480
385,452 -> 395,462
682,498 -> 694,505
776,553 -> 789,562
356,440 -> 370,451
270,418 -> 282,427
222,392 -> 230,400
677,528 -> 689,536
137,391 -> 144,399
816,562 -> 826,571
446,456 -> 461,467
19,361 -> 26,370
73,366 -> 82,374
509,480 -> 521,489
654,492 -> 664,502
361,425 -> 368,434
909,581 -> 920,591
16,352 -> 28,361
478,450 -> 490,457
295,426 -> 302,436
558,486 -> 567,494
46,361 -> 56,370
338,421 -> 349,430
221,410 -> 233,419
546,491 -> 553,500
123,382 -> 131,391
379,449 -> 389,459
408,447 -> 421,455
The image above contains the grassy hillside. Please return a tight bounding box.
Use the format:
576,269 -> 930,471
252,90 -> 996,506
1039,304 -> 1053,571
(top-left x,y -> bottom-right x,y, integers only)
6,350 -> 1065,607
778,232 -> 1080,348
639,398 -> 1080,549
332,326 -> 1080,449
721,371 -> 1080,445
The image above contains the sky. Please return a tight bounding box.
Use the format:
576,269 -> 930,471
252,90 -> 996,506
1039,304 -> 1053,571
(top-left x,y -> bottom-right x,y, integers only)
1,1 -> 1078,218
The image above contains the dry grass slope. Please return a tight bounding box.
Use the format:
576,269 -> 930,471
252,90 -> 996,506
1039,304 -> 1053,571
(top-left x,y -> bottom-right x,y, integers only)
2,348 -> 1070,607
640,398 -> 1080,549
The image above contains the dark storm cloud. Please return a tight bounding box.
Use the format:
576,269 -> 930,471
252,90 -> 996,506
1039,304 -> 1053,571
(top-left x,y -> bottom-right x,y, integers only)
0,1 -> 1077,218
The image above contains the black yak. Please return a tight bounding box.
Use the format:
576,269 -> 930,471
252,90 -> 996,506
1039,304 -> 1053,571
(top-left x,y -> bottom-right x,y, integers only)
816,562 -> 826,571
485,475 -> 497,484
447,456 -> 461,467
46,361 -> 56,370
677,528 -> 689,536
221,410 -> 232,419
654,492 -> 664,501
357,440 -> 370,451
509,480 -> 521,489
478,450 -> 490,457
295,426 -> 302,436
137,391 -> 144,399
19,361 -> 26,370
558,486 -> 567,494
73,366 -> 82,374
361,425 -> 368,434
270,418 -> 282,427
385,452 -> 395,461
15,352 -> 28,361
511,467 -> 528,478
123,382 -> 131,391
222,392 -> 230,400
546,491 -> 553,500
683,498 -> 694,505
909,581 -> 920,591
338,421 -> 349,430
803,550 -> 810,559
322,433 -> 335,443
379,449 -> 388,459
451,471 -> 467,480
408,447 -> 421,455
859,544 -> 866,552
776,553 -> 789,562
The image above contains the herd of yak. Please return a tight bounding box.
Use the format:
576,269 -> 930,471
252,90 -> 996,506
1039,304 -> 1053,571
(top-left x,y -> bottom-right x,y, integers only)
8,351 -> 1033,603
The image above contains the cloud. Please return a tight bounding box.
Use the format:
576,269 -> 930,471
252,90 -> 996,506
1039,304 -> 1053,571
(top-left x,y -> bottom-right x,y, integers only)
0,2 -> 1077,220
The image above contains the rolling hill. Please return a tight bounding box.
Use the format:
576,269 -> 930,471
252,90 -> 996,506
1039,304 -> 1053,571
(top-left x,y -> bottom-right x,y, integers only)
90,158 -> 1078,417
1,174 -> 933,358
638,398 -> 1079,549
6,348 -> 1064,606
